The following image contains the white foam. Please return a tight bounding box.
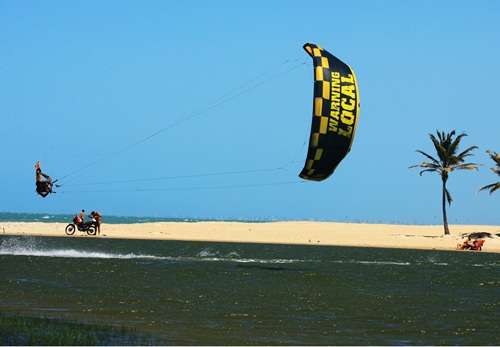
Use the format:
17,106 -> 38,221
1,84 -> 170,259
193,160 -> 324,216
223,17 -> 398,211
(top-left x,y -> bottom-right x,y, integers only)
0,247 -> 160,260
0,237 -> 159,260
0,238 -> 307,264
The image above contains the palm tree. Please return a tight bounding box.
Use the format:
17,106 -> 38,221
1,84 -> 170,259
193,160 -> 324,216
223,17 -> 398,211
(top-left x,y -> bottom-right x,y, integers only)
409,130 -> 479,235
477,150 -> 500,195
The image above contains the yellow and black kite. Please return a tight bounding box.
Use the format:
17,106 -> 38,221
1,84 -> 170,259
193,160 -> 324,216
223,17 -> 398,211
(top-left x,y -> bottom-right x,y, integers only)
299,43 -> 360,182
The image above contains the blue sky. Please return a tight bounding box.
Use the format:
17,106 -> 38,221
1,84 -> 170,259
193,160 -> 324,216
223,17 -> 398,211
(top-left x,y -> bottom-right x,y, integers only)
2,1 -> 500,224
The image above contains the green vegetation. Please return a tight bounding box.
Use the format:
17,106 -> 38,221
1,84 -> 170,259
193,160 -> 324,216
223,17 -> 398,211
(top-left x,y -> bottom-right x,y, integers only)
410,130 -> 478,235
477,150 -> 500,195
0,312 -> 164,346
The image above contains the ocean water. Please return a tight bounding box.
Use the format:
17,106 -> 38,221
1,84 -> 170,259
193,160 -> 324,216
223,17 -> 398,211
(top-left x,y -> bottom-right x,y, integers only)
1,235 -> 499,345
0,212 -> 267,224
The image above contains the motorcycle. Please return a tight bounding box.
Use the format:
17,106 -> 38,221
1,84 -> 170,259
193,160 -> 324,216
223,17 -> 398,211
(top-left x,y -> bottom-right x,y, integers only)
65,216 -> 97,236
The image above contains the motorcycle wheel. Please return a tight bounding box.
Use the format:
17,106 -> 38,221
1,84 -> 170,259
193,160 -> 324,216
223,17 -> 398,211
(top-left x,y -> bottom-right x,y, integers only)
65,224 -> 76,235
87,226 -> 96,236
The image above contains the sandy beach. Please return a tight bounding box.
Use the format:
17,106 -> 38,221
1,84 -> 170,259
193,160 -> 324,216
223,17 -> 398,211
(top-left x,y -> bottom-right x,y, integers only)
1,221 -> 499,252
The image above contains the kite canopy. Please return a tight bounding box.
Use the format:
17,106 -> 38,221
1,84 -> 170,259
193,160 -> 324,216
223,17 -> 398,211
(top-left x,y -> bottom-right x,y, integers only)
299,43 -> 360,182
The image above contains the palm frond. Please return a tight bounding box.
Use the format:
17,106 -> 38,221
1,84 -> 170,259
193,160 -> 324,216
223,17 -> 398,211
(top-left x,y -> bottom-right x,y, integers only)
415,150 -> 439,165
477,150 -> 500,194
490,185 -> 500,194
457,145 -> 479,159
448,134 -> 464,158
488,150 -> 500,164
430,133 -> 447,163
451,163 -> 480,171
445,187 -> 453,205
409,161 -> 441,176
486,150 -> 500,174
477,182 -> 500,195
419,168 -> 440,176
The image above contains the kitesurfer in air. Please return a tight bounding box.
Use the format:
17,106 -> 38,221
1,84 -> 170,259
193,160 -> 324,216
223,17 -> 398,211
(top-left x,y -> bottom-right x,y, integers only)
35,161 -> 59,197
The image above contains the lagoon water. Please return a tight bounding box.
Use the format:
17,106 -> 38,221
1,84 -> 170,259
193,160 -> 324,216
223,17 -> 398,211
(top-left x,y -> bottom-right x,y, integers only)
1,235 -> 499,345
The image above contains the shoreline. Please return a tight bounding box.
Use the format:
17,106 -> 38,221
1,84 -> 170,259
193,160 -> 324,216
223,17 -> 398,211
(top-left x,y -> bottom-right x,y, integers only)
1,221 -> 499,252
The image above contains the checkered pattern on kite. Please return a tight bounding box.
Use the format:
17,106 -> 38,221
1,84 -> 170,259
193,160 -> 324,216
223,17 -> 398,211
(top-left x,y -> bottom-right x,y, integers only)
302,44 -> 332,178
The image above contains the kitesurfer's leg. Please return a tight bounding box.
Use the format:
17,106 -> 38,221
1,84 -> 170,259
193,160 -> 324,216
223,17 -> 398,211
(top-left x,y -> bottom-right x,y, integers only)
40,172 -> 52,184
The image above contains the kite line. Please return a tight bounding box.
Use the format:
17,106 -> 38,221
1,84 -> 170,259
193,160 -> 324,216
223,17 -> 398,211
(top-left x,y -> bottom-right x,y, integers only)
55,50 -> 311,192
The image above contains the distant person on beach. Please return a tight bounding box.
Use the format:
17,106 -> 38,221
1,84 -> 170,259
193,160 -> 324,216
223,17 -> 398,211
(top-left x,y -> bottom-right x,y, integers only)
79,209 -> 85,223
457,236 -> 474,250
470,238 -> 485,251
89,211 -> 102,235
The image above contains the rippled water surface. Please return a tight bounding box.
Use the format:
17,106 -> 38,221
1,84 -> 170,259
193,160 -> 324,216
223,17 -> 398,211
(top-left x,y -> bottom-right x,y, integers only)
1,235 -> 499,345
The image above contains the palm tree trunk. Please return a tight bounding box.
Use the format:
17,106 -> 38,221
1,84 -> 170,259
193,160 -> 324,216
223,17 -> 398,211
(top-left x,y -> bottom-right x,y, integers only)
442,178 -> 450,235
